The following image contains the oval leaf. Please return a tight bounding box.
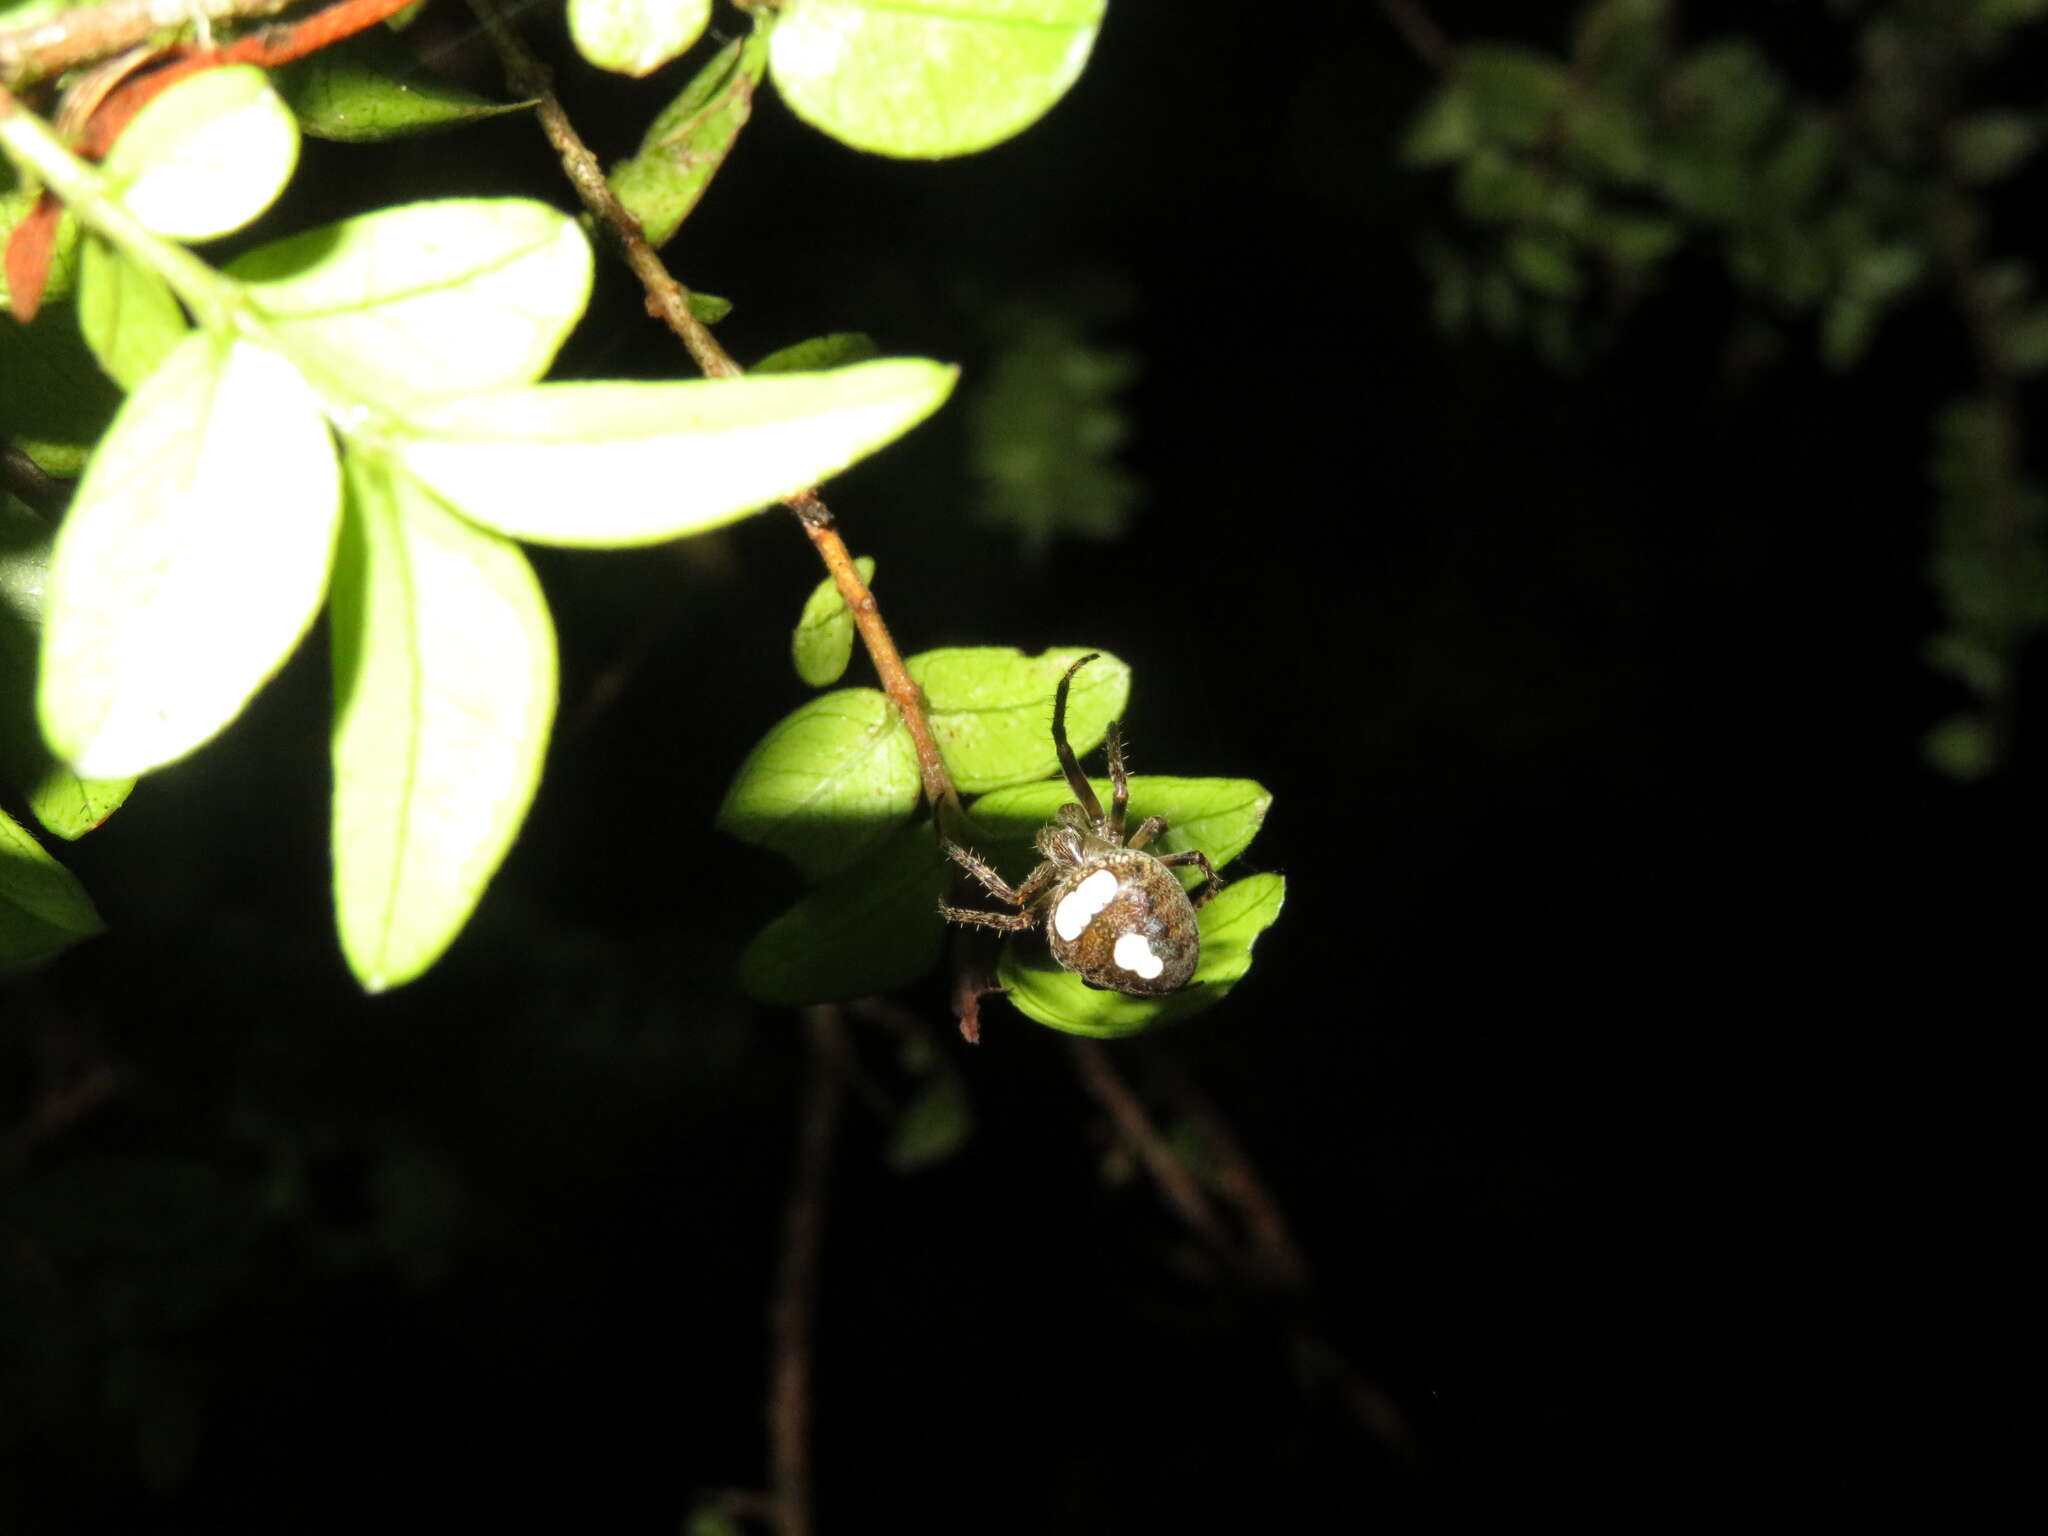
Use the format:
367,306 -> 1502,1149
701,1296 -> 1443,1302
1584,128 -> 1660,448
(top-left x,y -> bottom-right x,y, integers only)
270,30 -> 536,142
908,646 -> 1126,794
230,198 -> 593,409
791,554 -> 873,687
570,0 -> 710,77
770,0 -> 1105,158
39,334 -> 340,777
738,819 -> 950,1005
610,25 -> 771,246
716,685 -> 917,882
755,332 -> 878,375
77,235 -> 189,391
329,451 -> 557,991
999,872 -> 1286,1037
102,66 -> 299,241
0,496 -> 133,836
965,775 -> 1272,886
0,803 -> 105,980
386,358 -> 957,547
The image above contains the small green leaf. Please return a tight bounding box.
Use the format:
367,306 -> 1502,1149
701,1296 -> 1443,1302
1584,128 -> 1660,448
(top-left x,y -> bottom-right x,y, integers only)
964,775 -> 1271,891
770,0 -> 1105,159
689,290 -> 733,323
907,646 -> 1125,794
229,198 -> 592,409
270,29 -> 535,142
1460,46 -> 1569,148
1402,84 -> 1478,167
791,554 -> 874,687
0,496 -> 132,837
738,818 -> 950,1005
76,236 -> 189,390
610,26 -> 772,246
385,357 -> 957,547
39,333 -> 340,777
1000,873 -> 1286,1037
888,1073 -> 971,1170
329,451 -> 557,992
1505,230 -> 1582,297
755,333 -> 879,375
101,66 -> 299,241
0,301 -> 121,476
716,685 -> 917,882
1948,112 -> 2038,185
570,0 -> 709,77
0,802 -> 104,980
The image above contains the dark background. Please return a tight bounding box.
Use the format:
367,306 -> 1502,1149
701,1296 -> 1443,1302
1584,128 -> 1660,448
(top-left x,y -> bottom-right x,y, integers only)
3,1 -> 2031,1527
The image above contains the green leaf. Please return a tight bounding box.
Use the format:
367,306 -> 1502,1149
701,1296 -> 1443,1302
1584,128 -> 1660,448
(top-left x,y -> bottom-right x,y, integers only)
755,333 -> 879,375
570,0 -> 709,77
1460,46 -> 1569,148
1402,84 -> 1479,167
790,554 -> 874,687
384,357 -> 957,547
1948,112 -> 2038,185
0,495 -> 132,837
689,290 -> 733,323
39,333 -> 340,777
269,29 -> 536,142
906,646 -> 1125,794
888,1072 -> 971,1170
770,0 -> 1105,159
0,802 -> 104,979
738,818 -> 950,1005
329,451 -> 557,992
229,199 -> 593,409
101,66 -> 299,241
999,873 -> 1286,1038
611,26 -> 771,246
963,775 -> 1272,891
716,685 -> 918,882
77,236 -> 189,391
0,301 -> 122,476
1505,230 -> 1582,297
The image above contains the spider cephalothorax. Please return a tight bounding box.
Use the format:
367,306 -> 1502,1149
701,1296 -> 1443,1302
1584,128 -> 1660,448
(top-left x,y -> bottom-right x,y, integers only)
938,654 -> 1224,997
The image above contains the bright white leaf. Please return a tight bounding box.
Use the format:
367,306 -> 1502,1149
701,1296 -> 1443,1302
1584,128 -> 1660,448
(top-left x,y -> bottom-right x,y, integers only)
386,357 -> 956,547
229,199 -> 593,408
102,66 -> 300,241
771,0 -> 1104,158
39,333 -> 340,777
569,0 -> 710,76
329,451 -> 556,991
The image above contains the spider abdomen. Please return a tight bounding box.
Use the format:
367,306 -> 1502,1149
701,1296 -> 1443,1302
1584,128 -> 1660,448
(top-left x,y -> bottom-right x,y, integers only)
1047,849 -> 1201,997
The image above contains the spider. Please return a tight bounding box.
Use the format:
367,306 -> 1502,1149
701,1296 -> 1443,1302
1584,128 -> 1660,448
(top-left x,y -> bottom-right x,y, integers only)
938,653 -> 1225,997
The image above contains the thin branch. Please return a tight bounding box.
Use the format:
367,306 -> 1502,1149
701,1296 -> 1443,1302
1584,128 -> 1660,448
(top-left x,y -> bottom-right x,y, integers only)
0,0 -> 304,86
1377,0 -> 1455,75
1069,1041 -> 1227,1249
464,0 -> 961,815
1153,1062 -> 1308,1292
768,1008 -> 846,1536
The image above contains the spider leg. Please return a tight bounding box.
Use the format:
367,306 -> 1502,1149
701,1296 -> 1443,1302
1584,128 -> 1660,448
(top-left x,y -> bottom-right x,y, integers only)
941,842 -> 1024,906
1127,813 -> 1167,851
1105,722 -> 1130,841
1157,848 -> 1226,907
1052,654 -> 1107,831
936,902 -> 1039,932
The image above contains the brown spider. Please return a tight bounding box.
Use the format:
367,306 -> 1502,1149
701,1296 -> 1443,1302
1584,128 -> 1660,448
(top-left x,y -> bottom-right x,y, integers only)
938,654 -> 1224,997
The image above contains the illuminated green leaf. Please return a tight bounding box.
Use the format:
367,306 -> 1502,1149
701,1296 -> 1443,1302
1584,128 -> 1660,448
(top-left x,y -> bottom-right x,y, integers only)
611,26 -> 771,246
908,646 -> 1125,793
101,66 -> 298,241
570,0 -> 709,77
790,554 -> 874,687
0,802 -> 104,979
77,236 -> 188,390
270,29 -> 534,142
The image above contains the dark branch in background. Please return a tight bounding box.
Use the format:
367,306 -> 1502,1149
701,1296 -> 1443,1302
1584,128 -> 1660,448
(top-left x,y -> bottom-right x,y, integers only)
0,0 -> 303,85
1377,0 -> 1455,75
1,442 -> 69,518
464,0 -> 961,818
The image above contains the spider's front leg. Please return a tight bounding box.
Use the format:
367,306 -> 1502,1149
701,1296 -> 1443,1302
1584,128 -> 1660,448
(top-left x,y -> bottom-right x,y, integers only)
1156,847 -> 1226,908
938,845 -> 1054,931
1105,722 -> 1130,842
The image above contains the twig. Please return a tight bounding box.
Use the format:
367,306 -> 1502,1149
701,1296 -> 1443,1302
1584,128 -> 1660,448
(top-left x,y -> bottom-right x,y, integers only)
1,441 -> 69,518
0,1060 -> 122,1171
1377,0 -> 1455,75
1069,1040 -> 1226,1248
1153,1061 -> 1307,1292
464,0 -> 960,813
768,1007 -> 846,1536
0,0 -> 304,85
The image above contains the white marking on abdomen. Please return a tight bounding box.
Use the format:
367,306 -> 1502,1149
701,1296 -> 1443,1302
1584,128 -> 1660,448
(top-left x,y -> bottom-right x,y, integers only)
1112,932 -> 1165,980
1053,868 -> 1119,941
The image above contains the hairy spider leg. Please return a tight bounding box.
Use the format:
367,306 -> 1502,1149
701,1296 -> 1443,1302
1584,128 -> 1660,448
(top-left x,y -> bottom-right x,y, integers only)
1126,813 -> 1168,851
1157,848 -> 1226,908
1053,654 -> 1108,831
937,844 -> 1056,931
1104,722 -> 1130,842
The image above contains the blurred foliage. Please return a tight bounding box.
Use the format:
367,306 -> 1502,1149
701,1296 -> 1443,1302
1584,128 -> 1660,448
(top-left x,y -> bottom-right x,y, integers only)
1404,0 -> 2048,771
962,283 -> 1139,562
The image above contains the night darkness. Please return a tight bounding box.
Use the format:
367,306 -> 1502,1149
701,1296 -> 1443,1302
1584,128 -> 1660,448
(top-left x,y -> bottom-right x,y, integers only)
2,1 -> 2033,1528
